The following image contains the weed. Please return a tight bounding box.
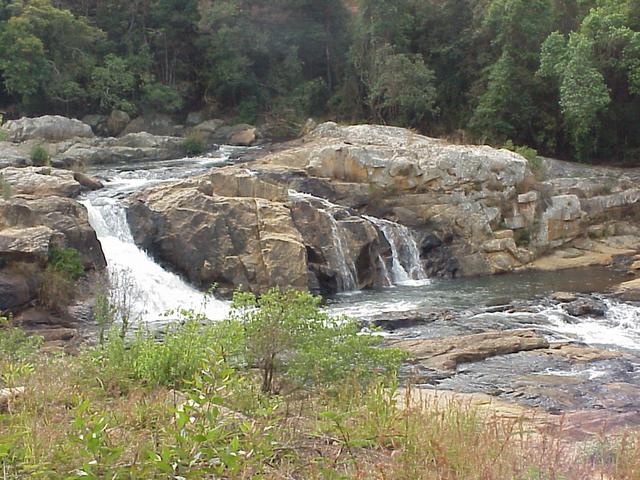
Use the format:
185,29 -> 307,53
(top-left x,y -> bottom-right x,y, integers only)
182,132 -> 205,156
30,145 -> 50,166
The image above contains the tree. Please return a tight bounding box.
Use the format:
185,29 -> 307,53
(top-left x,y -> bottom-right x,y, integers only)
539,1 -> 640,159
228,289 -> 404,393
89,54 -> 136,114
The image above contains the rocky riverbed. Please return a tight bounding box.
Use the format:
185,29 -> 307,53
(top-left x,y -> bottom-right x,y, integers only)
1,116 -> 640,434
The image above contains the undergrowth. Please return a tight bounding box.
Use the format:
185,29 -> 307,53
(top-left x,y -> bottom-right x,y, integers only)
0,290 -> 639,479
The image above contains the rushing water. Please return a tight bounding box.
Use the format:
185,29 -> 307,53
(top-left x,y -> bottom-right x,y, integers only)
84,151 -> 640,354
82,150 -> 244,324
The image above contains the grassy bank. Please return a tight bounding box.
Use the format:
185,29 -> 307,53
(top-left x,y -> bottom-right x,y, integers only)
1,291 -> 639,479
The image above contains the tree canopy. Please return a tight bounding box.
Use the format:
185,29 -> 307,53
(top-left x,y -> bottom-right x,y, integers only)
1,0 -> 639,163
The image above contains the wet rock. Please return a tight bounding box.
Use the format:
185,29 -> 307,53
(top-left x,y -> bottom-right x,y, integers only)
389,329 -> 549,371
370,309 -> 451,331
3,116 -> 94,142
73,172 -> 103,191
562,297 -> 607,317
542,343 -> 622,362
552,291 -> 578,303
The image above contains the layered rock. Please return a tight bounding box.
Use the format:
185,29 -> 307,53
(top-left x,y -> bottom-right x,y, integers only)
123,122 -> 640,293
0,167 -> 106,316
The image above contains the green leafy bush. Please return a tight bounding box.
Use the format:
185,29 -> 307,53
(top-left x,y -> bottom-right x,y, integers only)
141,82 -> 184,113
0,129 -> 7,141
0,317 -> 43,386
504,140 -> 545,179
237,96 -> 259,124
30,145 -> 49,166
228,289 -> 406,393
182,132 -> 205,156
48,246 -> 84,281
0,173 -> 12,199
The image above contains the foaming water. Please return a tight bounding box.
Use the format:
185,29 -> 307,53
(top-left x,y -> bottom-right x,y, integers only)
84,153 -> 235,324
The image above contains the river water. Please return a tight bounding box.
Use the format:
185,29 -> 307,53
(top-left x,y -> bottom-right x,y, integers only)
82,148 -> 640,413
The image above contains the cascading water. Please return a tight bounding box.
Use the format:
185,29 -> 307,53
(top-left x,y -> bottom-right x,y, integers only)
288,190 -> 358,291
81,154 -> 234,325
364,215 -> 429,286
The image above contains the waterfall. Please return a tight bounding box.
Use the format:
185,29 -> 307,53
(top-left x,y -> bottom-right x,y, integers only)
288,190 -> 358,291
364,215 -> 428,286
82,197 -> 229,324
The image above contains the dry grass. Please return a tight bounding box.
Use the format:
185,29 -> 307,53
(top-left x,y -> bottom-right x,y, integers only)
1,353 -> 639,479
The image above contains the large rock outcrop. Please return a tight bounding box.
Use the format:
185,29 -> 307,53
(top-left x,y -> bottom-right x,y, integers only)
2,116 -> 94,142
0,167 -> 106,315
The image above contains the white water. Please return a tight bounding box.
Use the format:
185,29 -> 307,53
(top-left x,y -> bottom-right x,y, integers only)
363,215 -> 429,286
82,155 -> 233,325
543,299 -> 640,350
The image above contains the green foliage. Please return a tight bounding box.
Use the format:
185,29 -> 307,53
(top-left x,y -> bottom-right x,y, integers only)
48,246 -> 84,281
141,81 -> 184,114
182,132 -> 205,156
228,289 -> 405,393
0,317 -> 43,386
89,54 -> 136,114
30,145 -> 49,166
0,129 -> 7,141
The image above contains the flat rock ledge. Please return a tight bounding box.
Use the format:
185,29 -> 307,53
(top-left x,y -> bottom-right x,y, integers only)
388,329 -> 549,371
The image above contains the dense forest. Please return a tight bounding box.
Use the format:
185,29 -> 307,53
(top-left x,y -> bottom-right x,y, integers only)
0,0 -> 639,162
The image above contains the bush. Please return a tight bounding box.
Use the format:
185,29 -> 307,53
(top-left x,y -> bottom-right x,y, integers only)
30,145 -> 49,166
0,317 -> 43,386
503,140 -> 545,179
228,289 -> 406,393
182,132 -> 205,156
0,128 -> 7,141
237,96 -> 259,124
39,267 -> 75,313
48,246 -> 84,281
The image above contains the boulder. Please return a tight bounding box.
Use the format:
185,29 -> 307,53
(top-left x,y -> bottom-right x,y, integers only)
73,172 -> 104,191
552,291 -> 578,303
209,124 -> 258,146
0,271 -> 34,309
127,183 -> 308,296
121,113 -> 178,137
52,133 -> 185,167
562,297 -> 607,317
106,110 -> 131,137
1,166 -> 82,197
3,116 -> 94,142
615,278 -> 640,302
0,196 -> 106,269
185,111 -> 207,126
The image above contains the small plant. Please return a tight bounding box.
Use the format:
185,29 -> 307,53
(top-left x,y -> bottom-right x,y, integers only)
182,132 -> 205,156
504,140 -> 545,180
48,246 -> 85,281
0,316 -> 43,387
0,129 -> 7,141
30,145 -> 50,166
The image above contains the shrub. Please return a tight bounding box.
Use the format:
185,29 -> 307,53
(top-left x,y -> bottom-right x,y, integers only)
0,128 -> 7,141
30,145 -> 49,166
39,267 -> 75,312
0,317 -> 43,386
48,246 -> 84,281
228,289 -> 406,393
503,140 -> 545,179
141,82 -> 184,114
237,96 -> 259,124
182,132 -> 205,156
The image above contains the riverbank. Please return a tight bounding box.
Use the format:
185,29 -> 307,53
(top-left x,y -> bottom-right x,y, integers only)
1,320 -> 638,480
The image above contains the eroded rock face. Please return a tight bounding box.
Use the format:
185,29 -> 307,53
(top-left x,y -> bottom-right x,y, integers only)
3,116 -> 94,142
128,181 -> 308,296
0,167 -> 106,316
